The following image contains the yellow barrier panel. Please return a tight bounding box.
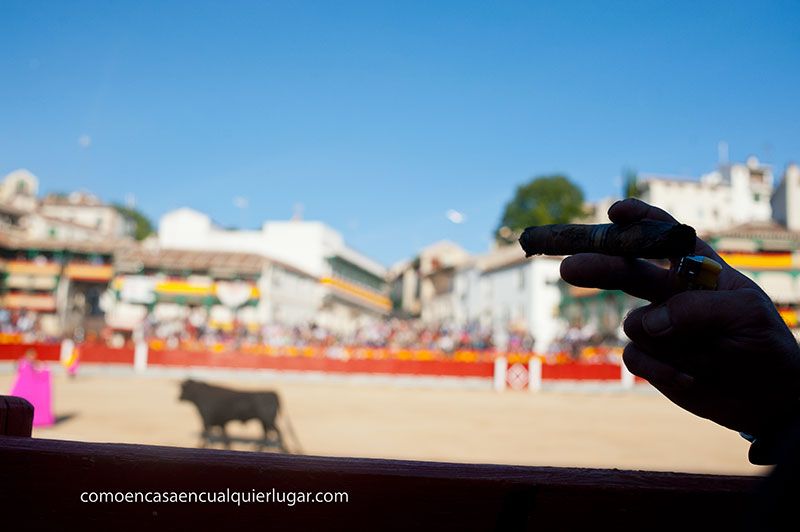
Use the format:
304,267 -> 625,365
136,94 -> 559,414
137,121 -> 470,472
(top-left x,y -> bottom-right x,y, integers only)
719,253 -> 792,269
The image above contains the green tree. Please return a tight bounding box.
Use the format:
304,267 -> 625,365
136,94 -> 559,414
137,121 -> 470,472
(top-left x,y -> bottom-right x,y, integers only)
496,175 -> 584,244
622,167 -> 639,198
113,204 -> 154,241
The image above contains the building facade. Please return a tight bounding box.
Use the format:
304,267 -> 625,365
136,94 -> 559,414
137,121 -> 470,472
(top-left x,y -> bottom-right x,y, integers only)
0,234 -> 115,339
452,246 -> 563,352
158,207 -> 390,332
771,164 -> 800,232
0,170 -> 131,339
389,241 -> 472,322
638,156 -> 774,233
390,242 -> 563,353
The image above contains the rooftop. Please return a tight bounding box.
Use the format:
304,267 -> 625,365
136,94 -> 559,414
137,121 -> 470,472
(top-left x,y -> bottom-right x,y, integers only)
115,247 -> 267,276
708,221 -> 800,242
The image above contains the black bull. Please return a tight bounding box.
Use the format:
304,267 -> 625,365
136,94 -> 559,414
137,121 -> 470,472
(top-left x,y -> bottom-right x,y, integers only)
179,380 -> 301,452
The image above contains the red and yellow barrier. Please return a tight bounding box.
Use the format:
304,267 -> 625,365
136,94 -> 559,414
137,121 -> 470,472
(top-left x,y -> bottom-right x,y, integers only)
779,308 -> 798,327
719,252 -> 793,270
0,341 -> 628,382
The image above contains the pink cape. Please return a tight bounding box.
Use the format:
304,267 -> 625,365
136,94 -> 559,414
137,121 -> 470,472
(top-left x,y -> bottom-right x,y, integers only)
10,359 -> 55,427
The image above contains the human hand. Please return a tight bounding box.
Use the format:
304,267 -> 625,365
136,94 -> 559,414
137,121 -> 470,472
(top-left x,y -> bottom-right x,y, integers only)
560,198 -> 800,445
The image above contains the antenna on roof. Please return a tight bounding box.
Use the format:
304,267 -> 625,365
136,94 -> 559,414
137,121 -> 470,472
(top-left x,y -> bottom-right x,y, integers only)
292,202 -> 304,221
718,141 -> 729,165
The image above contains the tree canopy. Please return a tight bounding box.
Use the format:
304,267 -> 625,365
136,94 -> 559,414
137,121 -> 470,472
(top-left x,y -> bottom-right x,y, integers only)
113,204 -> 154,241
622,167 -> 639,198
496,175 -> 584,244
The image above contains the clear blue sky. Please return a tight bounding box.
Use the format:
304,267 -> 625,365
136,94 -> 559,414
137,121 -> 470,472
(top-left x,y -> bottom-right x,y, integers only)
2,1 -> 799,265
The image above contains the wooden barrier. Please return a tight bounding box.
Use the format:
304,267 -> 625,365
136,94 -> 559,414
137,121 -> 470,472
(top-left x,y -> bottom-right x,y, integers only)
0,394 -> 762,530
78,343 -> 136,364
0,342 -> 61,361
541,361 -> 622,380
147,348 -> 495,377
0,395 -> 33,437
2,343 -> 629,385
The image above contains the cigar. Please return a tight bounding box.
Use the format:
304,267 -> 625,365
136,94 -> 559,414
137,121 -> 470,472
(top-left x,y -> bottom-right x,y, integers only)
518,221 -> 696,259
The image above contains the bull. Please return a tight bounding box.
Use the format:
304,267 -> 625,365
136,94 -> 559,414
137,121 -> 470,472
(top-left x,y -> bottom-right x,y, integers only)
178,379 -> 301,453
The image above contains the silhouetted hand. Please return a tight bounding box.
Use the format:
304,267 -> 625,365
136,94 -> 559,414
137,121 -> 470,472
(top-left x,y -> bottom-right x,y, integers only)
560,198 -> 800,451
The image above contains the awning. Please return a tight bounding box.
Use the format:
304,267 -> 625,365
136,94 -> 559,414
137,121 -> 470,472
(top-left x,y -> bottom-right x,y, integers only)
1,293 -> 56,311
319,277 -> 391,312
65,263 -> 113,282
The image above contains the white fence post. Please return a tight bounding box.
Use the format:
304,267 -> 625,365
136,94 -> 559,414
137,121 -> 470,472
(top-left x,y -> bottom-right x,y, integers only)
528,357 -> 542,392
493,356 -> 508,392
134,341 -> 149,373
60,339 -> 74,364
621,362 -> 635,389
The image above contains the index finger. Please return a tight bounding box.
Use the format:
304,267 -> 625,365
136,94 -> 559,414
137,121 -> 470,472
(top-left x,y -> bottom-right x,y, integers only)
608,198 -> 721,261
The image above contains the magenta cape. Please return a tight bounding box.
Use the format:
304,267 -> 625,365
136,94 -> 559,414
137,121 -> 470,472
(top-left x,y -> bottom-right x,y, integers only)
10,359 -> 55,427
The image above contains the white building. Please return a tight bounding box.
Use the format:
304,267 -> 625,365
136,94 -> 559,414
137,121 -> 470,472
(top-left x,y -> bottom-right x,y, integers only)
391,240 -> 564,352
0,169 -> 38,212
158,207 -> 390,331
39,192 -> 133,239
388,241 -> 471,322
771,163 -> 800,232
23,212 -> 115,242
0,169 -> 134,242
452,245 -> 562,352
638,156 -> 773,233
107,246 -> 321,336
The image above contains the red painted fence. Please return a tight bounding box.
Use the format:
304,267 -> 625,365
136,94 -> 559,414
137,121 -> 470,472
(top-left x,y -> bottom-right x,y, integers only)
542,362 -> 623,380
0,342 -> 60,361
147,348 -> 495,377
1,342 -> 630,382
78,343 -> 136,364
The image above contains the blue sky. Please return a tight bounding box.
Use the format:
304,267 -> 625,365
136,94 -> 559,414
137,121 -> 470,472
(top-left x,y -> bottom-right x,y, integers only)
1,1 -> 799,265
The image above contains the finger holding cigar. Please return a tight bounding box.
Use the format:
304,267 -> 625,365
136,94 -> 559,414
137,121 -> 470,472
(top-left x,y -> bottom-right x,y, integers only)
518,219 -> 721,291
518,220 -> 696,259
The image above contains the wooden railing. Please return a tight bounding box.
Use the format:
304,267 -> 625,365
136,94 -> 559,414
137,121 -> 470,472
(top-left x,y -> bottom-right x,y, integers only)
0,395 -> 762,530
0,395 -> 33,437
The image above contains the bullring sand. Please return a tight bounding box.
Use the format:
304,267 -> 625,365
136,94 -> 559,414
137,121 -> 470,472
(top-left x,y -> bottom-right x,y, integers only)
0,372 -> 763,475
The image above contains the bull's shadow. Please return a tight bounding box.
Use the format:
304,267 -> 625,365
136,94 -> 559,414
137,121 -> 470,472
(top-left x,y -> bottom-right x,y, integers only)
200,430 -> 288,452
178,379 -> 302,453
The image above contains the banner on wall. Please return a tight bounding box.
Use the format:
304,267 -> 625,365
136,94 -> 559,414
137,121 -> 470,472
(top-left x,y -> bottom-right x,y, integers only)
216,281 -> 253,308
119,276 -> 156,304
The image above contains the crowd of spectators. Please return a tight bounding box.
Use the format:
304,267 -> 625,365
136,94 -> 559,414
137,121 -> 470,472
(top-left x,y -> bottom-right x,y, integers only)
130,315 -> 507,353
548,322 -> 626,360
3,309 -> 624,361
0,309 -> 60,343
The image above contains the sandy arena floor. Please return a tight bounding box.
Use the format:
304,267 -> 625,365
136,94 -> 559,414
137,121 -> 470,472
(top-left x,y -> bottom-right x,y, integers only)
0,371 -> 765,476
